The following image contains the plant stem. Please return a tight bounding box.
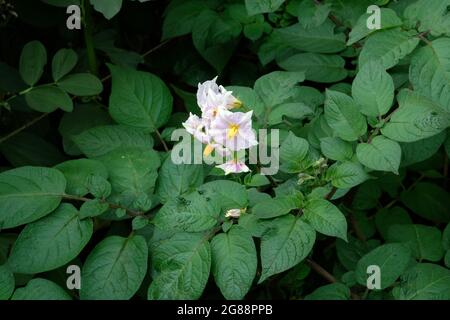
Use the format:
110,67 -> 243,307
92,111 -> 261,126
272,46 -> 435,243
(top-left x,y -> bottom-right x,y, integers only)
155,128 -> 169,152
82,0 -> 98,75
0,113 -> 48,144
62,194 -> 143,217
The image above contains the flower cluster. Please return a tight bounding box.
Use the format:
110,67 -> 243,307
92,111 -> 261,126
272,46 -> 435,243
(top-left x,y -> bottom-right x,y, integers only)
182,77 -> 258,174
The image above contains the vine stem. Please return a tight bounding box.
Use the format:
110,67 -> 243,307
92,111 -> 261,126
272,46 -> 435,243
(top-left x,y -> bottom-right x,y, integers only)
82,0 -> 98,75
62,194 -> 143,217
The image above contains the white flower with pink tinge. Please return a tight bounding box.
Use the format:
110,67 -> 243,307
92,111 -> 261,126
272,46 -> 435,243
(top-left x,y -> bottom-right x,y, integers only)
216,158 -> 250,175
182,113 -> 209,144
209,109 -> 258,151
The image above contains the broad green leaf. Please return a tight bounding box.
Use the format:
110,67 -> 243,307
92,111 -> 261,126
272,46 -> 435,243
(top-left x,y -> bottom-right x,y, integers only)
305,283 -> 350,300
192,9 -> 241,72
294,0 -> 331,29
90,0 -> 122,19
108,65 -> 173,132
58,103 -> 113,156
245,0 -> 285,15
51,48 -> 77,81
355,243 -> 412,290
278,53 -> 347,83
275,21 -> 346,54
320,137 -> 353,161
324,89 -> 367,141
381,91 -> 450,142
55,158 -> 108,196
0,167 -> 66,229
356,136 -> 401,174
79,199 -> 109,219
8,204 -> 93,274
162,0 -> 207,40
259,215 -> 316,283
336,236 -> 381,271
352,60 -> 394,117
226,86 -> 265,117
154,190 -> 221,232
148,232 -> 211,300
19,40 -> 47,86
393,263 -> 450,300
359,28 -> 420,69
211,226 -> 257,300
326,161 -> 369,189
347,8 -> 402,45
73,125 -> 154,158
252,196 -> 298,219
279,132 -> 310,173
80,235 -> 148,300
155,154 -> 204,203
303,198 -> 347,241
387,224 -> 444,262
268,102 -> 313,125
375,207 -> 412,240
57,73 -> 103,96
400,182 -> 450,222
25,86 -> 73,112
404,0 -> 450,37
11,278 -> 71,300
409,38 -> 450,112
0,265 -> 14,300
254,71 -> 305,107
401,132 -> 446,166
197,180 -> 248,211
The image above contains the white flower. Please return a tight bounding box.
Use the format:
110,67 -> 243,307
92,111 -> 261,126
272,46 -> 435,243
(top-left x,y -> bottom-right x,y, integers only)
197,77 -> 241,117
225,208 -> 245,218
182,113 -> 209,144
216,158 -> 250,175
209,109 -> 258,151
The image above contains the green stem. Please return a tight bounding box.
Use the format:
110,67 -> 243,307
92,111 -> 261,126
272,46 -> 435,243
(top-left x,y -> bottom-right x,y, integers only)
82,0 -> 98,75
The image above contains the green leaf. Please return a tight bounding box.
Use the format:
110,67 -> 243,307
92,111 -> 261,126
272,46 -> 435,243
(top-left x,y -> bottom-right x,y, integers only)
245,0 -> 285,15
324,89 -> 367,141
25,86 -> 73,112
375,207 -> 412,240
404,0 -> 450,37
336,236 -> 380,271
162,0 -> 206,40
355,243 -> 412,290
326,161 -> 369,189
11,278 -> 71,300
0,166 -> 66,229
252,196 -> 298,219
278,53 -> 347,83
400,182 -> 450,223
226,86 -> 265,117
108,65 -> 173,132
356,136 -> 401,174
295,0 -> 331,29
51,48 -> 78,82
305,283 -> 350,300
73,125 -> 154,158
148,232 -> 211,300
409,38 -> 450,112
443,224 -> 450,251
303,198 -> 347,241
8,204 -> 93,274
254,71 -> 305,107
274,21 -> 346,54
19,40 -> 47,86
381,91 -> 450,142
57,73 -> 103,96
259,215 -> 316,283
320,137 -> 353,161
347,8 -> 402,45
401,132 -> 446,166
154,191 -> 220,232
79,199 -> 109,219
279,132 -> 310,173
197,180 -> 248,212
211,226 -> 257,300
0,265 -> 14,300
80,235 -> 148,300
393,263 -> 450,300
387,224 -> 444,262
192,10 -> 241,72
54,158 -> 108,196
90,0 -> 123,19
359,28 -> 420,69
352,60 -> 394,117
155,154 -> 204,203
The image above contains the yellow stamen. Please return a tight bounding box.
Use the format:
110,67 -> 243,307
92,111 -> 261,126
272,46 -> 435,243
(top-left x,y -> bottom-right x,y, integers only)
227,124 -> 239,139
230,99 -> 242,109
203,144 -> 215,156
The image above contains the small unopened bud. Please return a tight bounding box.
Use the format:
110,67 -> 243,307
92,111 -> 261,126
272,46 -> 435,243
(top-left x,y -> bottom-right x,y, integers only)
225,208 -> 246,218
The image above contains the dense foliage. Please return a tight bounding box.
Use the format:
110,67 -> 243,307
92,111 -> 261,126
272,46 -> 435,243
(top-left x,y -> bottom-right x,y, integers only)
1,0 -> 450,300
